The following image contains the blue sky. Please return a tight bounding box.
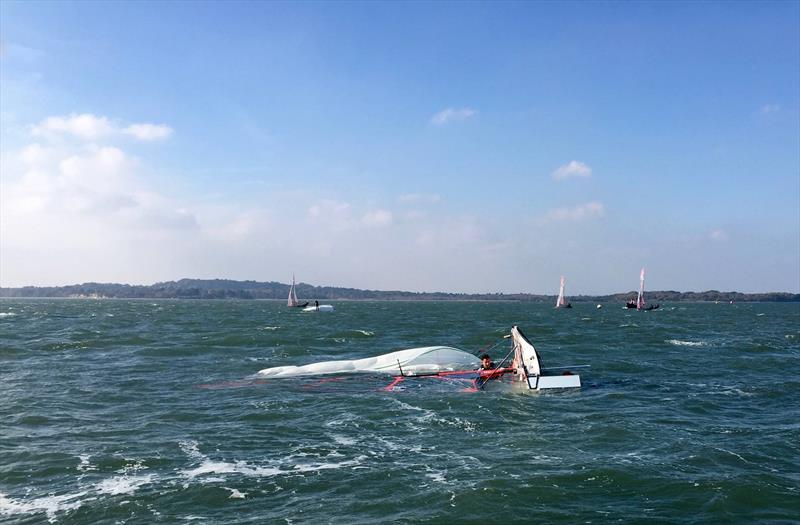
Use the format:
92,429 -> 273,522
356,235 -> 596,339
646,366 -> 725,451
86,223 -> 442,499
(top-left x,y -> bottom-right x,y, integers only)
1,1 -> 798,294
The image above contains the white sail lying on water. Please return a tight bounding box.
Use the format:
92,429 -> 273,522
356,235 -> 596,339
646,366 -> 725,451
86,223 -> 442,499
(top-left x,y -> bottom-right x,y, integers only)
256,346 -> 479,378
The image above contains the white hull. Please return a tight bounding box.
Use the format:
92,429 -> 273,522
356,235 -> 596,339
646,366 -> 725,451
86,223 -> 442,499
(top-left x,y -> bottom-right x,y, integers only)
527,374 -> 581,390
510,326 -> 582,390
302,304 -> 334,312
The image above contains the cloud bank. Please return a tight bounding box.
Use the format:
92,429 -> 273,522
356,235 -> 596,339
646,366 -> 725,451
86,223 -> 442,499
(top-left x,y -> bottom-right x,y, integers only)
1,112 -> 516,291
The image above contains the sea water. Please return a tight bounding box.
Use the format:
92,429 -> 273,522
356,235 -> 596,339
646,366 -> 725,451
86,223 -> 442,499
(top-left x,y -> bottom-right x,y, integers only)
1,299 -> 798,524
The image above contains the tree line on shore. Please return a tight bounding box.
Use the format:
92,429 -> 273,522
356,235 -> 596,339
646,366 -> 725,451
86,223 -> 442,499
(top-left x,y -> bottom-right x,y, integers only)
1,278 -> 797,302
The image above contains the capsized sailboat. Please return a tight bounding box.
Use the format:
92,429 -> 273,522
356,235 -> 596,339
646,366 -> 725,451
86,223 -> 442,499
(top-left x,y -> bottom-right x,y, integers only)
287,274 -> 309,308
255,326 -> 584,391
555,276 -> 572,309
302,301 -> 334,312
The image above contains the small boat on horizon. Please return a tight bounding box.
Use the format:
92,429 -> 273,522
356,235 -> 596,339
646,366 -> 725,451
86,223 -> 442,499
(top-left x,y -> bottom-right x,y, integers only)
287,274 -> 309,308
626,268 -> 659,311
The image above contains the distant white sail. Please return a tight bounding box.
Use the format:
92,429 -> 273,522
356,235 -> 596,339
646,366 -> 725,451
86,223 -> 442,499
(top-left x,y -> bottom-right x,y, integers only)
637,268 -> 645,310
287,274 -> 299,307
555,276 -> 567,308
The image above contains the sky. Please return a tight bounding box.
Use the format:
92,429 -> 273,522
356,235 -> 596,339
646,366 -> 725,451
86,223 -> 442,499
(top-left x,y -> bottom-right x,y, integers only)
1,1 -> 798,294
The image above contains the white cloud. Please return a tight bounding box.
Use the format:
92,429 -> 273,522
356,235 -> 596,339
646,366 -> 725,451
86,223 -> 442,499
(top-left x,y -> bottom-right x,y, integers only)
31,113 -> 173,142
398,193 -> 441,204
709,229 -> 729,241
541,201 -> 605,223
19,143 -> 55,166
123,123 -> 173,141
361,209 -> 393,227
551,160 -> 592,180
33,114 -> 114,140
430,107 -> 476,126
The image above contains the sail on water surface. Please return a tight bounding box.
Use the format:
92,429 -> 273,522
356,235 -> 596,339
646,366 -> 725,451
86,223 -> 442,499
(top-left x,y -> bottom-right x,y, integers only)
255,326 -> 582,391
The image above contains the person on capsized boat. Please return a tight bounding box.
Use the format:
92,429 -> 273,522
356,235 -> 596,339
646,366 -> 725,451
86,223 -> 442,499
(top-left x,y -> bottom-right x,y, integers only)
479,354 -> 495,370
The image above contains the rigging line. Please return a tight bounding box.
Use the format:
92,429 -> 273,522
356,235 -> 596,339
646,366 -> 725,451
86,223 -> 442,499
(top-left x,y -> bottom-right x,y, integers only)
473,337 -> 506,357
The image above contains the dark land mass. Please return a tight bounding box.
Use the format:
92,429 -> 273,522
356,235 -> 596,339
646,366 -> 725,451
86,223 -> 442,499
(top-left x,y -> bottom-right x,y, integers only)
1,279 -> 798,303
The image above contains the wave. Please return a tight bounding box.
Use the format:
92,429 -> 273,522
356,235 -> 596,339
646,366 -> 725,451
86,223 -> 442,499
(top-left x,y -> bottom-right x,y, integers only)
0,440 -> 365,522
666,339 -> 705,347
179,439 -> 364,480
0,490 -> 87,523
0,463 -> 153,523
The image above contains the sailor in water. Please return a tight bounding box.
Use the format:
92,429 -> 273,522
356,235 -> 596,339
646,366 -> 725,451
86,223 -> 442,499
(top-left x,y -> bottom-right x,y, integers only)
479,353 -> 495,370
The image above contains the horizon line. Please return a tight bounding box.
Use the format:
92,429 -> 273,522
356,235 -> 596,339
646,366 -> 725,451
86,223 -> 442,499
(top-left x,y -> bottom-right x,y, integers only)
0,278 -> 797,297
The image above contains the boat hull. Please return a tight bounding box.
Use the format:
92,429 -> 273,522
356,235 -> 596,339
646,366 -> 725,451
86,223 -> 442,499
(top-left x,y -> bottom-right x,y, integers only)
302,304 -> 334,312
527,374 -> 581,390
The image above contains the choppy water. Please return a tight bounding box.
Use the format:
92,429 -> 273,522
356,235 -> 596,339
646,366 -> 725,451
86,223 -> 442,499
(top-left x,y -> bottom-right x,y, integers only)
1,299 -> 799,524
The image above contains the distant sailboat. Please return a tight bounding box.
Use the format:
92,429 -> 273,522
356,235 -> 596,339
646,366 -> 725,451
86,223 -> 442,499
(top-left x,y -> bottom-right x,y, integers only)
628,268 -> 659,311
555,276 -> 572,309
636,268 -> 645,310
287,274 -> 309,308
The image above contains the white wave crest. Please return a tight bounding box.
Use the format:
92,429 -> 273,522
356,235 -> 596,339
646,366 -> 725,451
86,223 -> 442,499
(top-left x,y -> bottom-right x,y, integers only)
666,339 -> 705,347
0,491 -> 88,523
96,474 -> 154,495
0,471 -> 152,523
183,460 -> 282,479
224,487 -> 247,499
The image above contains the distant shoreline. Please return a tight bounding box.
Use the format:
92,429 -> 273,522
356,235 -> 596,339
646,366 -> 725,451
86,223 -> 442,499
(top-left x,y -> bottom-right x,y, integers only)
1,278 -> 798,302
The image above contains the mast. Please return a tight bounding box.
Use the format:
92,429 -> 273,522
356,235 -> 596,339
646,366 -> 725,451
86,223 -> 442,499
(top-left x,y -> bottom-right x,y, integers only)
637,268 -> 645,310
